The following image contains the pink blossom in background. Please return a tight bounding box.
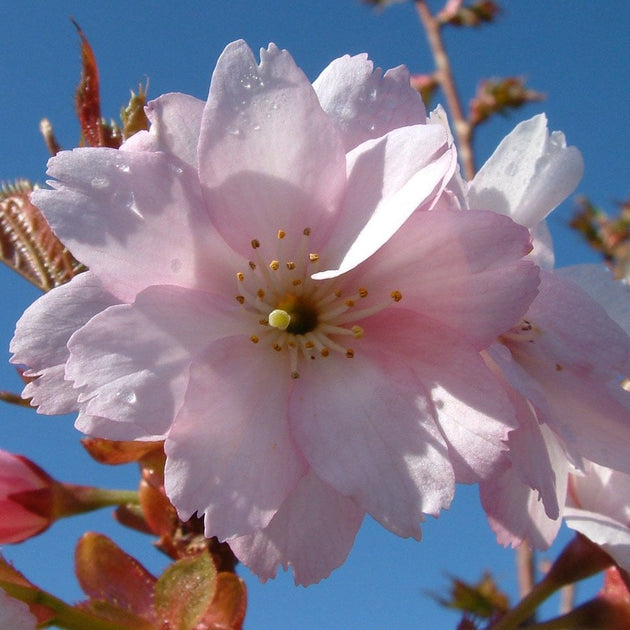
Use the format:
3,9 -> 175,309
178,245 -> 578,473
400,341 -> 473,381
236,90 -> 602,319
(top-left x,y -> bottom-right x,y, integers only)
0,449 -> 54,544
11,41 -> 540,584
565,461 -> 630,573
0,588 -> 36,630
465,115 -> 630,552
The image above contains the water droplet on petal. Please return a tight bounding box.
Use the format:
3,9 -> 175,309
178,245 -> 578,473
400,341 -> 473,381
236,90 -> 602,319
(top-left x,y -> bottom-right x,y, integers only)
170,165 -> 183,175
116,389 -> 137,405
227,128 -> 241,137
116,163 -> 131,173
91,176 -> 109,190
252,124 -> 261,131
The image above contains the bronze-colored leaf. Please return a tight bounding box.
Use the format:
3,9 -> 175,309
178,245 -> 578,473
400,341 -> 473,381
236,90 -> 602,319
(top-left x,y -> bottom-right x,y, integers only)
469,76 -> 544,127
72,20 -> 121,148
0,180 -> 86,291
75,532 -> 157,620
121,84 -> 150,140
201,572 -> 247,630
80,437 -> 164,465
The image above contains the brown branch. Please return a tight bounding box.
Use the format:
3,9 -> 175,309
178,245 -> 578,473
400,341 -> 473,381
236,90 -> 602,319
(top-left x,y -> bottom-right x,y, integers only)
414,0 -> 476,180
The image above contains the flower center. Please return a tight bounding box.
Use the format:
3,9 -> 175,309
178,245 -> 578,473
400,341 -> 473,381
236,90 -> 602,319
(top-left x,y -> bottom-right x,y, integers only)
234,227 -> 401,379
270,295 -> 319,335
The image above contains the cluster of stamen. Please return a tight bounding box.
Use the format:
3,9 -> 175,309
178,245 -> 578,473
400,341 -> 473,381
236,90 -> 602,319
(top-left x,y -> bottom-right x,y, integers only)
234,228 -> 402,378
499,319 -> 540,347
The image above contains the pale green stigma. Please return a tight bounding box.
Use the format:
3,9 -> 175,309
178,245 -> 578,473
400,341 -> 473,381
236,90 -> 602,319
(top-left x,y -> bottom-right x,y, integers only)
269,309 -> 291,330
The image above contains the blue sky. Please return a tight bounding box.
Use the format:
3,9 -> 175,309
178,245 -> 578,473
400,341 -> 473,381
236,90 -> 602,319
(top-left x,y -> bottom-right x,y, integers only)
0,1 -> 628,628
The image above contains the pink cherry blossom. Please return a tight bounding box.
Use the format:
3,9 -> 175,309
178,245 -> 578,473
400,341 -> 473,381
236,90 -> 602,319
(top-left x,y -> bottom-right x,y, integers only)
0,449 -> 53,543
11,41 -> 539,584
465,114 -> 630,551
0,588 -> 37,630
565,460 -> 630,573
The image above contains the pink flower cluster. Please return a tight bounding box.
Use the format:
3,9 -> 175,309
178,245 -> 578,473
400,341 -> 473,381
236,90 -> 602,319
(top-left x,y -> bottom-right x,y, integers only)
9,41 -> 630,584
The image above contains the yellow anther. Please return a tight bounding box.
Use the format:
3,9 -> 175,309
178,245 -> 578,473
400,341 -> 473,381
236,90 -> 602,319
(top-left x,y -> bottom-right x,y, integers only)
278,229 -> 286,239
236,272 -> 245,281
334,289 -> 342,298
320,348 -> 330,357
269,260 -> 280,271
391,290 -> 403,302
286,261 -> 296,270
309,253 -> 319,263
291,371 -> 300,379
346,349 -> 355,358
235,295 -> 245,304
269,309 -> 291,330
251,239 -> 260,249
304,341 -> 315,349
303,227 -> 311,236
273,343 -> 282,352
358,288 -> 368,298
256,288 -> 265,299
351,325 -> 364,339
345,299 -> 355,307
292,278 -> 302,286
249,261 -> 257,270
250,335 -> 259,344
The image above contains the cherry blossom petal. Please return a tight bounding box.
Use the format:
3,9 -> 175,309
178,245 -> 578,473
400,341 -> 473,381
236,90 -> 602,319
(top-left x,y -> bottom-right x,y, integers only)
31,149 -> 235,302
290,350 -> 453,539
557,264 -> 630,337
66,286 -> 245,439
10,272 -> 118,414
569,462 -> 630,524
518,270 -> 630,378
564,509 -> 630,572
361,310 -> 515,484
312,54 -> 426,152
198,41 -> 346,257
480,463 -> 562,550
468,114 -> 583,227
0,589 -> 37,630
314,124 -> 455,277
533,370 -> 630,476
353,208 -> 539,349
230,470 -> 364,585
566,463 -> 630,571
143,93 -> 205,167
165,337 -> 308,539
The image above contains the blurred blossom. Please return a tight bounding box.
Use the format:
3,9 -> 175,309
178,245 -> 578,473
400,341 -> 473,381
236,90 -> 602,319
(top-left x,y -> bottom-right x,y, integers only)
459,114 -> 630,553
565,461 -> 630,573
0,588 -> 37,629
0,449 -> 54,544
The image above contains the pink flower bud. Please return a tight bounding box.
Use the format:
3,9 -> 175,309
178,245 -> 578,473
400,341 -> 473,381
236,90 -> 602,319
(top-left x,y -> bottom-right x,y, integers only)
0,449 -> 54,543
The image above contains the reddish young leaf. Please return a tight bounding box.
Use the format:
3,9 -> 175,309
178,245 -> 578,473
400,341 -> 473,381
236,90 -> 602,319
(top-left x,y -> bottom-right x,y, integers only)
73,20 -> 120,148
0,181 -> 85,291
81,437 -> 164,465
75,532 -> 156,621
201,572 -> 247,630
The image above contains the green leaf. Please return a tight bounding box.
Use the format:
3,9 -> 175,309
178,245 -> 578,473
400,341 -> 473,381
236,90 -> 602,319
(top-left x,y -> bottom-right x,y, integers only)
155,552 -> 217,630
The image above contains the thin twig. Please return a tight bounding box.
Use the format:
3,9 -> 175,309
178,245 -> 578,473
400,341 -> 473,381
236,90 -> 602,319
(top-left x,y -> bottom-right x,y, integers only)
414,0 -> 476,180
518,544 -> 536,599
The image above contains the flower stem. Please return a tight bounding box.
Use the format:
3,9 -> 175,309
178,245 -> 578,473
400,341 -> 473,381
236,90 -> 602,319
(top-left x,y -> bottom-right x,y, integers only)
54,484 -> 139,518
489,577 -> 558,630
0,581 -> 151,630
414,0 -> 476,180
